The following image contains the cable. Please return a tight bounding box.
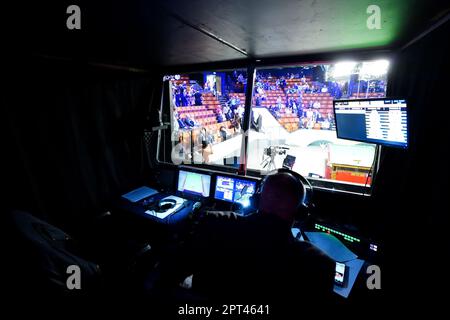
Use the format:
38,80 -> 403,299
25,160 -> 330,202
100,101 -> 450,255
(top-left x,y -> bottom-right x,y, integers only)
362,146 -> 378,196
166,200 -> 187,225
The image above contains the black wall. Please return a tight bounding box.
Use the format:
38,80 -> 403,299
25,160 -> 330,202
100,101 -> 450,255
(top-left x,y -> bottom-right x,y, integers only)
3,58 -> 156,232
373,20 -> 450,304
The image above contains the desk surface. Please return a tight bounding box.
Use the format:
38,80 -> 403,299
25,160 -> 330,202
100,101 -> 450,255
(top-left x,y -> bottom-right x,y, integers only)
117,192 -> 195,225
304,231 -> 365,299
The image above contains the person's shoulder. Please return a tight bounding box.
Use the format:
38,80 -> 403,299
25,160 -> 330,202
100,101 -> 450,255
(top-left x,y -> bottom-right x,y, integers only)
203,210 -> 239,221
193,211 -> 243,238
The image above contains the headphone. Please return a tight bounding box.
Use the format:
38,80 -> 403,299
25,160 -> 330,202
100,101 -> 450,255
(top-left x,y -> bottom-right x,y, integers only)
251,168 -> 314,220
156,199 -> 177,212
143,199 -> 177,212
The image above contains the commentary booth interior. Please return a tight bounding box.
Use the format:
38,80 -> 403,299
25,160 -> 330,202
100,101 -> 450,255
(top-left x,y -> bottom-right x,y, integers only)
3,0 -> 450,313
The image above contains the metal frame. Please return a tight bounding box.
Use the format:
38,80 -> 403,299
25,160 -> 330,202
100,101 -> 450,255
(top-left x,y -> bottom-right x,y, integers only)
153,49 -> 394,195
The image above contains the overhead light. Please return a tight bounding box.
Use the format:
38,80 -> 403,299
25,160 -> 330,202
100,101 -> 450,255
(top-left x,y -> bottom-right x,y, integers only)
359,60 -> 390,77
332,61 -> 357,78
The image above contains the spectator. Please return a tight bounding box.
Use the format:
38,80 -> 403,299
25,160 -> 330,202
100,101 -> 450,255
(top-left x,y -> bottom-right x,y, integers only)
287,97 -> 294,109
276,96 -> 283,109
326,113 -> 335,129
199,127 -> 213,163
237,74 -> 244,84
295,94 -> 303,108
231,113 -> 241,132
174,85 -> 183,106
321,118 -> 330,130
216,110 -> 225,123
229,96 -> 238,110
177,118 -> 187,129
223,105 -> 233,121
249,111 -> 259,132
305,108 -> 315,128
194,91 -> 202,106
236,104 -> 245,118
173,108 -> 180,127
219,126 -> 228,141
256,94 -> 262,107
314,110 -> 323,122
312,101 -> 321,109
184,115 -> 198,128
180,82 -> 188,106
280,77 -> 286,90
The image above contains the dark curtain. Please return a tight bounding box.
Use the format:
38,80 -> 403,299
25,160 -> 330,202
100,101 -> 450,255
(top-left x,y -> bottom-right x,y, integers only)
3,58 -> 155,231
374,20 -> 449,305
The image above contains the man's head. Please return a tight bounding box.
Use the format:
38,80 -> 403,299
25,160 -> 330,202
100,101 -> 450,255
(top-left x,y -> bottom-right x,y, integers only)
258,171 -> 305,224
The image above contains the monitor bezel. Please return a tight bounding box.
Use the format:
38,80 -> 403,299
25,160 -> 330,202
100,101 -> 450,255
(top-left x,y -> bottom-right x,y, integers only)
333,97 -> 409,149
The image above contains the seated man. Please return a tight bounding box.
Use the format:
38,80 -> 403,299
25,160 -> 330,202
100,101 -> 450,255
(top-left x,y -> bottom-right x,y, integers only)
155,171 -> 335,308
183,115 -> 199,128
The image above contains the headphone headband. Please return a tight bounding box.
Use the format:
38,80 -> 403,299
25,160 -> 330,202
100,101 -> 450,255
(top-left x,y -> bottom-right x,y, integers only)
254,169 -> 312,216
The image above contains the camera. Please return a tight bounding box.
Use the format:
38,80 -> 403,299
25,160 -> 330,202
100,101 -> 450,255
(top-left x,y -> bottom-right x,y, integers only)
263,146 -> 288,157
261,145 -> 290,170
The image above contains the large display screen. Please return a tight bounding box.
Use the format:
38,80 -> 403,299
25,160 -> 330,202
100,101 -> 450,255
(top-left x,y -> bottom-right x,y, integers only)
334,98 -> 408,148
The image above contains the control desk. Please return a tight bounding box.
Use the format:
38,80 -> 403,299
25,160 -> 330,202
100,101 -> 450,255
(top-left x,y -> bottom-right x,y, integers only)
115,166 -> 380,298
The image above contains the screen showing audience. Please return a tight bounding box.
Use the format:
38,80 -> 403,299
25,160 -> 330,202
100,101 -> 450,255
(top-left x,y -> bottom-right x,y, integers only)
177,170 -> 211,197
214,175 -> 256,206
334,99 -> 408,148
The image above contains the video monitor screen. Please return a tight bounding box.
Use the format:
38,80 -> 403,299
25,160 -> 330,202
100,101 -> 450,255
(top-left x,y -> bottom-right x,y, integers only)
334,98 -> 408,148
335,262 -> 346,286
177,170 -> 211,197
214,175 -> 257,206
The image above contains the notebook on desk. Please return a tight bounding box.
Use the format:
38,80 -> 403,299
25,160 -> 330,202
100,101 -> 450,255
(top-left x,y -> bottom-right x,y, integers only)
122,186 -> 158,202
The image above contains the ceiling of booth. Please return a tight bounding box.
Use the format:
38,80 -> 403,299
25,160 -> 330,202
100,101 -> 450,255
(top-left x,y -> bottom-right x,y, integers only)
20,0 -> 450,67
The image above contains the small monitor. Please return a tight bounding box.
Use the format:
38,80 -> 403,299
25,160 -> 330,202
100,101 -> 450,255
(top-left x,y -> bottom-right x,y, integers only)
177,170 -> 211,197
282,155 -> 296,170
334,262 -> 347,287
214,175 -> 257,207
334,98 -> 408,148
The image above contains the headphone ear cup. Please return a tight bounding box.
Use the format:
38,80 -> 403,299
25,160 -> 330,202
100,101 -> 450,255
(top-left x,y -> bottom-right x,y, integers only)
250,193 -> 259,208
295,202 -> 308,220
156,199 -> 177,212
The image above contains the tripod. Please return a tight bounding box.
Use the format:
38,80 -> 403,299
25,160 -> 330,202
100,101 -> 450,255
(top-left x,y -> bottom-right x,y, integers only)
261,153 -> 277,171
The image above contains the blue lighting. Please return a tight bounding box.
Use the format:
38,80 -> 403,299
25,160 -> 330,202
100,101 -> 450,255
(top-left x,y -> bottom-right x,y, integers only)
240,198 -> 251,208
